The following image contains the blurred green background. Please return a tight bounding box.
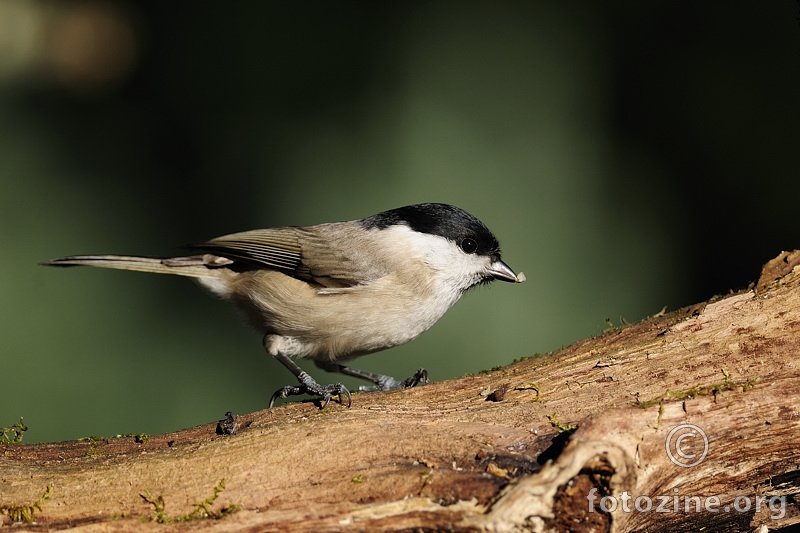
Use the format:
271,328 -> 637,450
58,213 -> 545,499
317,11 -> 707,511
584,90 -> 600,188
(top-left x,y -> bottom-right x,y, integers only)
1,1 -> 798,443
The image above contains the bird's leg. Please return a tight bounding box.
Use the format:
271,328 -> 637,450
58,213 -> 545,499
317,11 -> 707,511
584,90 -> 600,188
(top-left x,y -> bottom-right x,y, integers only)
315,361 -> 428,392
267,347 -> 351,409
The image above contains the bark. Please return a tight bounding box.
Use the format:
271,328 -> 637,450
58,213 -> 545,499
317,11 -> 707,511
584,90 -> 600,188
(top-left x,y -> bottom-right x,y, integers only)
3,251 -> 800,532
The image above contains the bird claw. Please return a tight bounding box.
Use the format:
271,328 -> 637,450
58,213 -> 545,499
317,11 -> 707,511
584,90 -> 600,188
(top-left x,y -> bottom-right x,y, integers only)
402,368 -> 429,388
355,367 -> 429,392
269,374 -> 352,409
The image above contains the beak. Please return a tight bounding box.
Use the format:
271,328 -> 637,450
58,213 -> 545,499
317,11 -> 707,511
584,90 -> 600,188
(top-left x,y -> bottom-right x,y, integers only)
486,259 -> 521,283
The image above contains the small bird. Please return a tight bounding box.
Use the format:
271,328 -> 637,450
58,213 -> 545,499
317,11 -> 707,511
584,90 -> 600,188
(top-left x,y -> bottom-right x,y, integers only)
45,203 -> 522,408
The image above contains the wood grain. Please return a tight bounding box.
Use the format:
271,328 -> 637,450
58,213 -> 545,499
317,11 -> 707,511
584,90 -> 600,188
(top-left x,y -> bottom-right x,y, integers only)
3,252 -> 800,532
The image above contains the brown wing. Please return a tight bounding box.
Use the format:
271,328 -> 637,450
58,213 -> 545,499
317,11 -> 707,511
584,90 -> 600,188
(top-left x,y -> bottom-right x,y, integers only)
186,227 -> 303,274
186,224 -> 386,288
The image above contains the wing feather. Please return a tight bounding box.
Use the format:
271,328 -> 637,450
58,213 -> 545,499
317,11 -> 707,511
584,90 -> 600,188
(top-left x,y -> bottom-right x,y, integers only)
187,228 -> 303,273
186,224 -> 386,288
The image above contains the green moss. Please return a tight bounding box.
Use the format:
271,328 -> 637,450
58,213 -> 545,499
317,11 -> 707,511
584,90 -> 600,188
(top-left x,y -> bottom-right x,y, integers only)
116,433 -> 150,444
78,433 -> 151,457
140,479 -> 241,524
477,353 -> 543,375
515,382 -> 541,402
139,491 -> 168,524
511,354 -> 541,363
79,436 -> 105,458
547,412 -> 576,433
0,484 -> 52,524
635,368 -> 759,413
0,418 -> 27,444
603,316 -> 631,333
418,469 -> 434,494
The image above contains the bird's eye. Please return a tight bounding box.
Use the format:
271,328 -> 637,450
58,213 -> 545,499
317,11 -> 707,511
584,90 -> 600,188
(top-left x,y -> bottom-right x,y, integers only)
460,238 -> 478,254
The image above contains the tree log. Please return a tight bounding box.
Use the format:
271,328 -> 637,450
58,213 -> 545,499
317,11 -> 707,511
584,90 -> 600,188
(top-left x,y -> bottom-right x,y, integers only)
3,251 -> 800,532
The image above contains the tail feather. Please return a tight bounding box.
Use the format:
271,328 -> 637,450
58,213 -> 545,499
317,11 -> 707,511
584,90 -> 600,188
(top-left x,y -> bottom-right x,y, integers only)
43,255 -> 216,279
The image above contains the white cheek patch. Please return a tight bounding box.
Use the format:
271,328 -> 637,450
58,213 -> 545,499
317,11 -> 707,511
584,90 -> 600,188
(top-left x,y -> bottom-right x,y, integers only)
379,225 -> 491,292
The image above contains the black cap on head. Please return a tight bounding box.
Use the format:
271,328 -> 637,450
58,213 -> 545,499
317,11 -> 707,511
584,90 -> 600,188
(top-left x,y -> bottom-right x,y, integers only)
360,203 -> 502,259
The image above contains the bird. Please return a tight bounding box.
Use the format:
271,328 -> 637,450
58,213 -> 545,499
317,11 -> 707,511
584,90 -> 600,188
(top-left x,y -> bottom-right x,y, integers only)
44,203 -> 523,408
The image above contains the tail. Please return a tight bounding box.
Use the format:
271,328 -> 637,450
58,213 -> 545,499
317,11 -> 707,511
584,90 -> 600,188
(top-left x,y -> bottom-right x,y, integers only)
43,255 -> 220,279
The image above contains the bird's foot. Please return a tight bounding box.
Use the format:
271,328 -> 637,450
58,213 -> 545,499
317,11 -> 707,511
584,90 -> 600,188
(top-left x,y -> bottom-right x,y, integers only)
269,372 -> 351,409
356,368 -> 429,392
